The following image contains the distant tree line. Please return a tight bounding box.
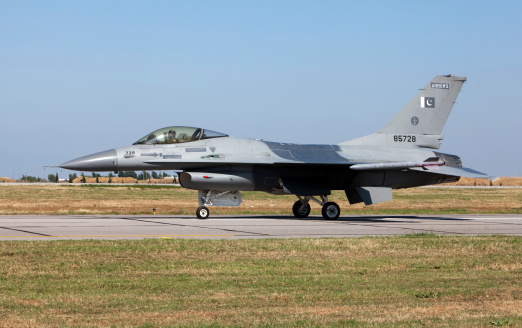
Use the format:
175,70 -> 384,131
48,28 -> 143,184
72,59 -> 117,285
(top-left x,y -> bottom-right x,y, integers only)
21,175 -> 46,182
118,171 -> 138,178
75,171 -> 173,182
15,171 -> 174,183
68,173 -> 78,183
117,171 -> 170,180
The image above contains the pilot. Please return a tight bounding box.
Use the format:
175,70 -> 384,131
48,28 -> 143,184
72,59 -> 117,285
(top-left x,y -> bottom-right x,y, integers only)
167,130 -> 177,143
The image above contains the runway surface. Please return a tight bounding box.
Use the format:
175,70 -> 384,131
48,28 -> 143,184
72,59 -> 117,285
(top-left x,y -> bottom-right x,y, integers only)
0,214 -> 521,240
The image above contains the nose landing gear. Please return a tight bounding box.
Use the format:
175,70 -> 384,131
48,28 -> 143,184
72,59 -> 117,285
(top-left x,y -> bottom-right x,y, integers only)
196,206 -> 210,219
195,190 -> 243,219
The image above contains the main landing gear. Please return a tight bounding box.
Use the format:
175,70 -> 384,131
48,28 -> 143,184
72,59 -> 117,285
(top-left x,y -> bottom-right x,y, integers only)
292,196 -> 341,220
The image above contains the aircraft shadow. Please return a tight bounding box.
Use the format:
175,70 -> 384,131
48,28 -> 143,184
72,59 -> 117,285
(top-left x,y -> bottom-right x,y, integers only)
131,214 -> 471,223
239,215 -> 470,223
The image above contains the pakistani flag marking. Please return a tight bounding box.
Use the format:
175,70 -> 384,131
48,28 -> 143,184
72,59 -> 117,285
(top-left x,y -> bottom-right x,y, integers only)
420,97 -> 435,108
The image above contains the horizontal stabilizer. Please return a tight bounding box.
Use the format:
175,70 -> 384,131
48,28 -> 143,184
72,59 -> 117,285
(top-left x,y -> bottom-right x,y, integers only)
410,165 -> 489,178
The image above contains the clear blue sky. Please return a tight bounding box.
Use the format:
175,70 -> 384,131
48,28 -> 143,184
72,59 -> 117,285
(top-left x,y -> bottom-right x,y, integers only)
1,1 -> 521,179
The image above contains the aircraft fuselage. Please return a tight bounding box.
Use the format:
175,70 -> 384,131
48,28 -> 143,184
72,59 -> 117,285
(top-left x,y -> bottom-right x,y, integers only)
60,136 -> 460,194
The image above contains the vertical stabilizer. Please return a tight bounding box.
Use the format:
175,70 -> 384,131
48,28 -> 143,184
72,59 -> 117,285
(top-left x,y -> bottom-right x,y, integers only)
341,75 -> 466,149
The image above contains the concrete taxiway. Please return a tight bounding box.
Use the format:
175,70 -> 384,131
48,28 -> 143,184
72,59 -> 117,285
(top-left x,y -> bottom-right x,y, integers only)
0,214 -> 521,240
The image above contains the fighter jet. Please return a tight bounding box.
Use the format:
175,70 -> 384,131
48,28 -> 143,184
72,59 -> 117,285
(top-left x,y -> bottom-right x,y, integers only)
60,75 -> 486,219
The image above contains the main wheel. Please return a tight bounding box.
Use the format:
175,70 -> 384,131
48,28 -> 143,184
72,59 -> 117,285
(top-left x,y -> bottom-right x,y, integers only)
196,206 -> 210,219
321,202 -> 340,220
292,201 -> 311,218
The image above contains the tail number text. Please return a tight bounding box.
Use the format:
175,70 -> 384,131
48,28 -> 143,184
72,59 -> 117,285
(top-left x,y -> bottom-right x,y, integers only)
393,135 -> 416,142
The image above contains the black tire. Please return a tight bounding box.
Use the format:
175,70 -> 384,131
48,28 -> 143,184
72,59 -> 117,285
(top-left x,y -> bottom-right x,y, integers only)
196,206 -> 210,219
321,202 -> 340,220
292,201 -> 311,218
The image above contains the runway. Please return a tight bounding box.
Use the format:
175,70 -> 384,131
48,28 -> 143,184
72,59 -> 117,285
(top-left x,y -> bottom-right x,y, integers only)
0,214 -> 521,240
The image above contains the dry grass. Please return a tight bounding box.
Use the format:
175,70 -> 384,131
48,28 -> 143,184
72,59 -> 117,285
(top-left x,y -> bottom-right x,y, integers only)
442,177 -> 493,186
366,187 -> 522,214
441,176 -> 522,186
0,185 -> 521,215
0,177 -> 14,183
0,237 -> 520,327
493,177 -> 522,186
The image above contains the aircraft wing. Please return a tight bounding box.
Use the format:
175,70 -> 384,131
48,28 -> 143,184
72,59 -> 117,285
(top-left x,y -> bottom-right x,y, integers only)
144,154 -> 488,179
408,165 -> 489,179
349,157 -> 488,179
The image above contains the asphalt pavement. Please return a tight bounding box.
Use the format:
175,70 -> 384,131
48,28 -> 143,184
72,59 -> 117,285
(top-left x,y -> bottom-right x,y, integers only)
0,214 -> 521,240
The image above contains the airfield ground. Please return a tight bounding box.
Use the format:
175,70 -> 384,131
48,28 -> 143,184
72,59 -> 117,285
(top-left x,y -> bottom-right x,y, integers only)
0,185 -> 521,327
0,184 -> 521,215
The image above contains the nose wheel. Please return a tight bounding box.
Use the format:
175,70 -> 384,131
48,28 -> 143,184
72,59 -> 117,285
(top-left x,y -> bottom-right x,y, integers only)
196,206 -> 209,219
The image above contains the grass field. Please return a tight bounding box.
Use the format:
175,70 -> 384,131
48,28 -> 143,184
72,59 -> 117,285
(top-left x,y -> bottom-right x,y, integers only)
0,184 -> 521,215
0,236 -> 521,327
1,185 -> 521,327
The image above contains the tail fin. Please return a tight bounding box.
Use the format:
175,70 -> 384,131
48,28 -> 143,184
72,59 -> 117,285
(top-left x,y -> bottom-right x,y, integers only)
340,75 -> 466,149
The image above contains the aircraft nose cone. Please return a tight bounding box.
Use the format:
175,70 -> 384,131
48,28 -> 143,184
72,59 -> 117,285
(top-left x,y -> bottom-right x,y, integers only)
60,149 -> 117,171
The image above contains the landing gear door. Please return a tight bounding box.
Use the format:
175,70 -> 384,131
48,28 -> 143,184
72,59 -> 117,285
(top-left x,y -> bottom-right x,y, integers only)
198,190 -> 243,207
279,177 -> 331,196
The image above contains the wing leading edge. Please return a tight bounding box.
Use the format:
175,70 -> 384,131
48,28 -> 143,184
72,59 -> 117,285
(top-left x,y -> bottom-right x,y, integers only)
409,165 -> 488,179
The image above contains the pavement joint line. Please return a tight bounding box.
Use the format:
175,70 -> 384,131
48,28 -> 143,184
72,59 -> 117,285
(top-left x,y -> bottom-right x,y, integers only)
0,226 -> 52,236
118,217 -> 271,236
0,234 -> 235,238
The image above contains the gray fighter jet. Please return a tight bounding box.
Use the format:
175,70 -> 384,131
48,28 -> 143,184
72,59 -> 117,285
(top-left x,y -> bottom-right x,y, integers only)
60,75 -> 486,219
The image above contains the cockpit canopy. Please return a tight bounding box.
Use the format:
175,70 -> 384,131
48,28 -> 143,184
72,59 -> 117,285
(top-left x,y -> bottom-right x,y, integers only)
133,126 -> 228,145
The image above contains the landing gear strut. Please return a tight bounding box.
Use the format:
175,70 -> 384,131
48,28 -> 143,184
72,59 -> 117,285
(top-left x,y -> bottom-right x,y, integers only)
292,196 -> 341,220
